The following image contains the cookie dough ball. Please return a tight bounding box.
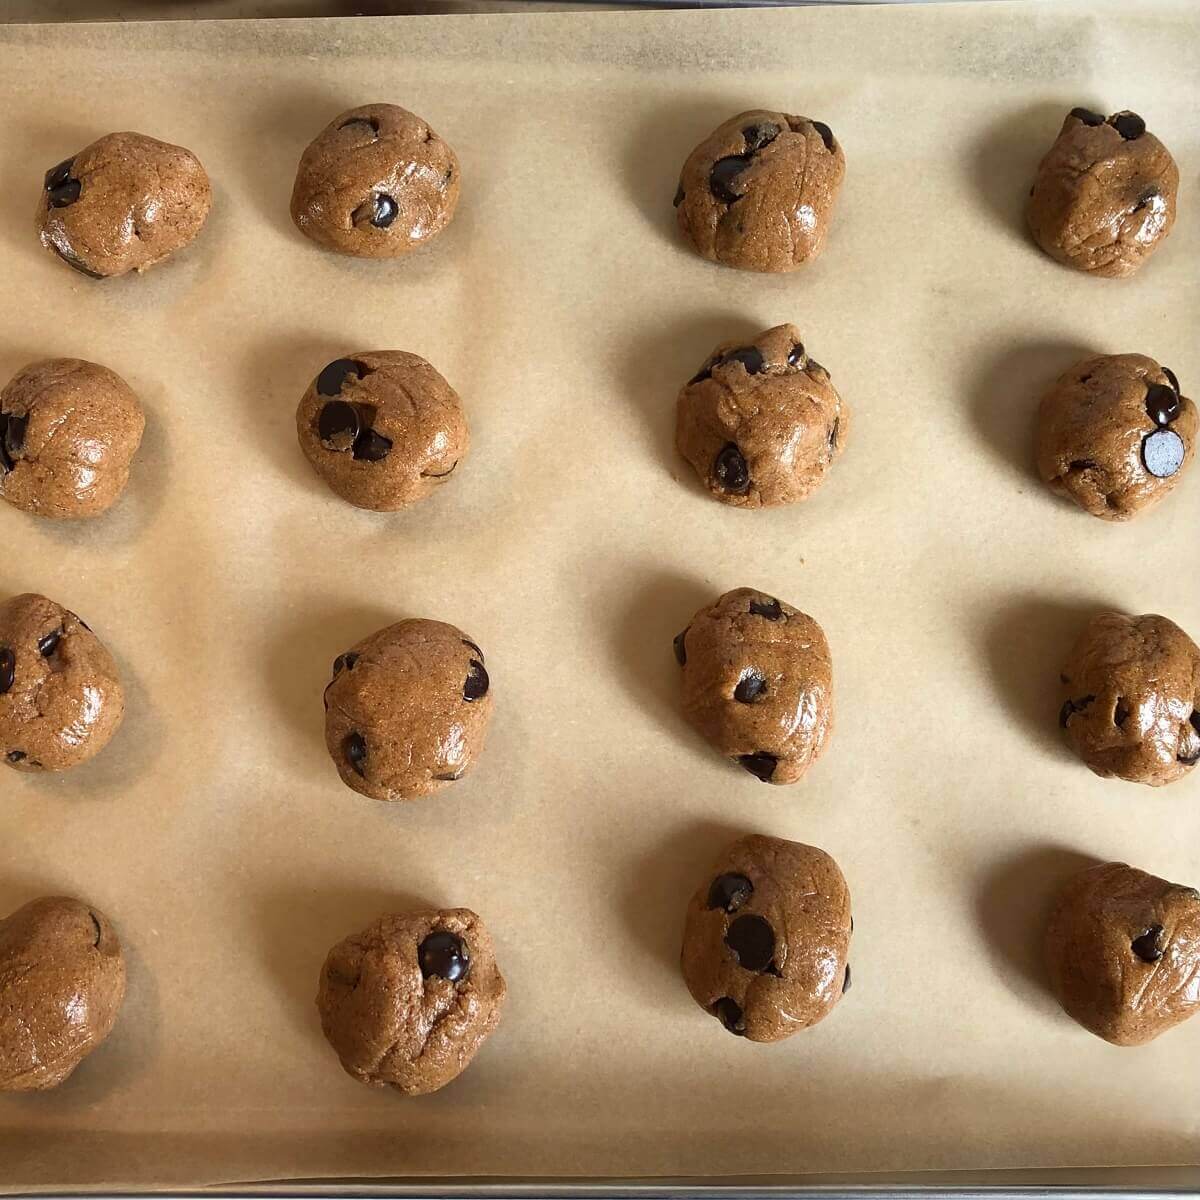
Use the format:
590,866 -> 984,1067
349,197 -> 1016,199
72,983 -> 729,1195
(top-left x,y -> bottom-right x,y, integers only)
681,834 -> 852,1042
0,359 -> 145,519
0,896 -> 126,1091
38,132 -> 212,278
1045,861 -> 1200,1045
290,103 -> 460,260
323,618 -> 492,801
317,907 -> 505,1094
676,324 -> 848,507
675,588 -> 832,785
1027,108 -> 1178,278
297,351 -> 468,512
0,594 -> 124,773
673,110 -> 844,273
1036,354 -> 1194,521
1059,612 -> 1200,787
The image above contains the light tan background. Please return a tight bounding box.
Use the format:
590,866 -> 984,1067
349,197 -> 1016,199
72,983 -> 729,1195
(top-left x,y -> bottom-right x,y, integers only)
1,0 -> 1198,1189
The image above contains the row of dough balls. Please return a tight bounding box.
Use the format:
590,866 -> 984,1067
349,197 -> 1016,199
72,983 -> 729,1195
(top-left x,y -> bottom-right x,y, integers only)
3,587 -> 1197,787
0,339 -> 1192,519
4,841 -> 1199,1097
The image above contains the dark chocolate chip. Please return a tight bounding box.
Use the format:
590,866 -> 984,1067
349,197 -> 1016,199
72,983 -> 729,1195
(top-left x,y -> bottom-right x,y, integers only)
713,444 -> 750,494
842,963 -> 851,993
6,750 -> 25,763
4,414 -> 27,459
807,358 -> 825,376
725,913 -> 776,973
787,343 -> 806,368
687,362 -> 714,386
1131,924 -> 1164,963
461,638 -> 485,662
1059,694 -> 1095,728
811,120 -> 835,152
317,400 -> 361,450
339,116 -> 380,136
421,461 -> 459,479
672,183 -> 685,208
343,732 -> 367,777
37,629 -> 61,657
464,659 -> 489,702
1142,429 -> 1185,478
90,912 -> 103,947
1114,697 -> 1132,726
829,417 -> 840,452
734,672 -> 767,704
1133,187 -> 1160,212
1109,111 -> 1146,140
673,629 -> 688,666
419,931 -> 470,982
1163,367 -> 1180,394
49,242 -> 105,279
44,158 -> 75,190
1069,107 -> 1105,126
332,651 -> 359,676
367,193 -> 398,228
1068,459 -> 1099,471
47,179 -> 81,208
1192,712 -> 1200,736
1146,383 -> 1182,427
316,359 -> 364,397
742,121 -> 781,153
0,419 -> 11,475
738,751 -> 778,782
712,997 -> 746,1036
709,155 -> 752,204
434,770 -> 464,782
749,596 -> 784,621
707,872 -> 754,914
351,429 -> 393,462
720,347 -> 765,375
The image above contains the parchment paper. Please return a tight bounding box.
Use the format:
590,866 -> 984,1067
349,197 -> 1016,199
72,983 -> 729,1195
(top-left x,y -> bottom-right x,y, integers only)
1,0 -> 1198,1189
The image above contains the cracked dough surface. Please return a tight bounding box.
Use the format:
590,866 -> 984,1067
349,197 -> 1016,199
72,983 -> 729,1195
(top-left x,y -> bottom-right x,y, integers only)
316,907 -> 505,1095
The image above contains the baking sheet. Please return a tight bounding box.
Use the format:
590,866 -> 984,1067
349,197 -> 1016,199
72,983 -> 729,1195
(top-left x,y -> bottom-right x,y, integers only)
0,0 -> 1198,1190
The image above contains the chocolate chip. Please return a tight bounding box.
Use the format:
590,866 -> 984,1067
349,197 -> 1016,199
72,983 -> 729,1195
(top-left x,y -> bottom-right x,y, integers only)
1109,111 -> 1146,140
742,121 -> 780,153
807,358 -> 826,376
738,751 -> 777,782
316,359 -> 364,397
787,343 -> 806,368
367,193 -> 398,228
672,183 -> 685,208
332,651 -> 359,676
419,931 -> 470,982
1113,697 -> 1132,726
422,461 -> 459,479
687,362 -> 714,386
709,155 -> 751,204
1163,367 -> 1180,394
343,732 -> 367,777
6,750 -> 24,763
1146,383 -> 1181,427
0,419 -> 11,475
734,672 -> 766,704
811,120 -> 835,152
317,400 -> 360,450
462,639 -> 485,662
712,997 -> 745,1036
44,158 -> 75,190
1069,107 -> 1105,126
4,414 -> 27,459
749,596 -> 783,621
1068,459 -> 1098,471
1131,924 -> 1164,963
1059,694 -> 1095,728
725,914 -> 776,973
351,429 -> 392,462
1192,711 -> 1200,735
37,629 -> 61,657
721,347 -> 765,375
713,444 -> 750,494
842,963 -> 852,993
829,417 -> 840,452
1133,187 -> 1161,213
340,116 -> 380,136
707,873 -> 754,914
49,241 -> 105,279
434,770 -> 463,782
1142,429 -> 1185,478
673,629 -> 688,666
464,659 -> 489,701
47,179 -> 81,208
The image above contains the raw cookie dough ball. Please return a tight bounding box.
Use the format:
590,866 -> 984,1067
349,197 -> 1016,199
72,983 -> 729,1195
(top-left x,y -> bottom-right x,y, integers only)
317,907 -> 505,1094
0,594 -> 124,773
1036,354 -> 1195,520
1059,612 -> 1200,787
38,131 -> 212,278
681,834 -> 852,1042
1045,861 -> 1200,1045
676,323 -> 848,507
1027,108 -> 1178,278
0,358 -> 145,519
290,103 -> 460,259
0,896 -> 126,1091
673,110 -> 845,273
323,618 -> 492,801
296,351 -> 468,512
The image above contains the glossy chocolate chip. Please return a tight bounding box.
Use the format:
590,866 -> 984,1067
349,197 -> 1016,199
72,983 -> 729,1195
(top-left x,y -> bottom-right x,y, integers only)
1109,111 -> 1146,140
351,429 -> 393,462
1192,712 -> 1200,736
687,362 -> 714,386
749,596 -> 784,621
709,155 -> 751,204
742,122 -> 780,153
332,651 -> 359,676
47,179 -> 81,208
4,414 -> 27,459
811,120 -> 835,152
1146,384 -> 1182,427
707,872 -> 754,914
1113,697 -> 1131,726
673,183 -> 685,208
734,672 -> 767,704
1133,187 -> 1161,213
340,116 -> 380,136
343,731 -> 367,777
316,359 -> 364,397
712,996 -> 746,1036
725,914 -> 776,973
1059,694 -> 1095,728
37,629 -> 61,657
317,400 -> 360,450
721,347 -> 765,375
738,751 -> 778,782
366,193 -> 398,228
1131,924 -> 1164,963
842,963 -> 852,993
419,931 -> 471,982
49,242 -> 105,279
1069,107 -> 1105,126
787,343 -> 806,368
0,648 -> 13,694
713,444 -> 750,494
1069,459 -> 1098,471
673,629 -> 688,666
6,750 -> 25,763
1163,367 -> 1180,394
464,659 -> 489,702
44,158 -> 75,190
1142,429 -> 1185,478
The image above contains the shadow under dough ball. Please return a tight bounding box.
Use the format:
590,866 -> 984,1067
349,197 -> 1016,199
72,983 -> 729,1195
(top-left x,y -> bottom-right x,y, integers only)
290,103 -> 460,259
676,323 -> 848,507
675,588 -> 832,785
0,896 -> 126,1091
1045,861 -> 1200,1046
323,618 -> 493,801
1026,108 -> 1178,278
38,131 -> 212,278
673,109 -> 844,273
681,834 -> 852,1042
1059,612 -> 1200,787
317,907 -> 505,1095
1036,354 -> 1195,520
297,351 -> 468,511
0,593 -> 124,773
0,359 -> 145,519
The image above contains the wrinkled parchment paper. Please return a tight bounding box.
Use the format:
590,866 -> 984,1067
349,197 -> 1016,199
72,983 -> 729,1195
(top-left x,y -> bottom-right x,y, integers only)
1,0 -> 1199,1189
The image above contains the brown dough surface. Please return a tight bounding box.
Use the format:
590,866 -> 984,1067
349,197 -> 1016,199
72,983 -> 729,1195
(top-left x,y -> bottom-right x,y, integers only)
676,323 -> 848,507
681,834 -> 852,1043
316,907 -> 505,1095
674,109 -> 845,273
290,103 -> 460,259
38,131 -> 212,278
0,358 -> 145,519
0,593 -> 124,773
297,351 -> 468,512
323,618 -> 492,802
0,896 -> 126,1091
1059,612 -> 1200,787
675,588 -> 832,785
1026,108 -> 1178,278
1036,354 -> 1195,520
1045,861 -> 1200,1046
